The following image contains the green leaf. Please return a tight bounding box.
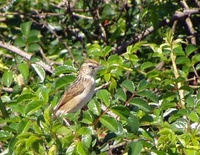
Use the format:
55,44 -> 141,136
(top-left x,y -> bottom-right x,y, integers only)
128,141 -> 143,155
27,35 -> 40,44
20,21 -> 32,37
14,37 -> 25,47
111,106 -> 130,120
54,75 -> 75,90
104,73 -> 111,82
31,64 -> 45,82
87,44 -> 103,57
18,63 -> 29,80
108,54 -> 123,65
103,46 -> 112,57
196,63 -> 200,70
169,109 -> 189,122
121,79 -> 135,93
147,70 -> 161,78
25,100 -> 43,115
26,135 -> 39,149
76,142 -> 88,155
137,80 -> 149,90
66,143 -> 76,155
171,118 -> 187,131
127,114 -> 139,133
28,43 -> 40,52
192,54 -> 200,64
176,57 -> 191,65
141,61 -> 154,70
137,90 -> 159,102
185,44 -> 197,55
115,88 -> 127,102
129,98 -> 150,112
10,104 -> 25,115
0,98 -> 9,119
100,115 -> 118,132
123,53 -> 139,63
102,4 -> 116,16
96,89 -> 110,107
88,99 -> 101,115
173,45 -> 185,56
53,65 -> 76,76
2,71 -> 13,87
77,127 -> 93,136
0,130 -> 12,141
126,42 -> 145,54
188,112 -> 199,122
17,93 -> 35,103
17,119 -> 31,134
186,96 -> 195,107
82,135 -> 92,149
27,30 -> 40,44
36,86 -> 49,102
82,111 -> 94,124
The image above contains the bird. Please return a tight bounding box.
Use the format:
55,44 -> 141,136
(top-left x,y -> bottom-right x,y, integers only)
54,59 -> 100,116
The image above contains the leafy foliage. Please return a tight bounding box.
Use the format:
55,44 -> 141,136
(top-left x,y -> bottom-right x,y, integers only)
1,0 -> 200,154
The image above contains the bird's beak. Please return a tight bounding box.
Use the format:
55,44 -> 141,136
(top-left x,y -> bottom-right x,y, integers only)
97,64 -> 103,71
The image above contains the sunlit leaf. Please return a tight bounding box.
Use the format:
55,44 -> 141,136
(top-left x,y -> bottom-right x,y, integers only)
54,75 -> 75,90
18,63 -> 29,80
76,142 -> 88,155
121,79 -> 135,93
31,64 -> 45,82
25,100 -> 43,115
127,114 -> 139,133
128,141 -> 143,155
111,106 -> 130,120
53,65 -> 76,76
115,88 -> 127,102
185,44 -> 197,55
100,115 -> 118,132
137,90 -> 159,102
129,98 -> 150,112
20,21 -> 32,37
96,89 -> 110,107
88,99 -> 101,115
141,61 -> 154,70
2,71 -> 13,87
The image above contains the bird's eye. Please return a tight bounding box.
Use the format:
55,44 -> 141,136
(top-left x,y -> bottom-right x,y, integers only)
88,65 -> 94,68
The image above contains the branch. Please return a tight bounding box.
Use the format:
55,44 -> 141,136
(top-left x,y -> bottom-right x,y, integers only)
0,41 -> 54,73
180,0 -> 197,45
34,10 -> 76,62
116,8 -> 200,54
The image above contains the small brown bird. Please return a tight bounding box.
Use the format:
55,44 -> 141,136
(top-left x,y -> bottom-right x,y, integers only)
54,59 -> 100,116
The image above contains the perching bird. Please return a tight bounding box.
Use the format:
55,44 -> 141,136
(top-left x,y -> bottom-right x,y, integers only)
54,59 -> 100,116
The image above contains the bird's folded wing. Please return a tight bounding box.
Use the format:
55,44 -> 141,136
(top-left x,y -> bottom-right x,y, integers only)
54,81 -> 85,111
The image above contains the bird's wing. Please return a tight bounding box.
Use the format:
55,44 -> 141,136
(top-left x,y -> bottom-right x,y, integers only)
54,80 -> 85,111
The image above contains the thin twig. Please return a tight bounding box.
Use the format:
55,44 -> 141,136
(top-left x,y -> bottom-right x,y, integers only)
101,104 -> 118,120
34,10 -> 76,62
116,8 -> 200,54
0,41 -> 54,73
171,51 -> 185,108
180,0 -> 197,45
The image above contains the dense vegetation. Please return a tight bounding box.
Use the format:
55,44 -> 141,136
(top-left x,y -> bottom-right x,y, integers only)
0,0 -> 200,154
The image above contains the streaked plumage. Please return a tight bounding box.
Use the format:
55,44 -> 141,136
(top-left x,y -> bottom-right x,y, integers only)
54,59 -> 100,116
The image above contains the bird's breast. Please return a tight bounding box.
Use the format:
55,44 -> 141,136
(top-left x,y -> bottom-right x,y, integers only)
71,79 -> 95,112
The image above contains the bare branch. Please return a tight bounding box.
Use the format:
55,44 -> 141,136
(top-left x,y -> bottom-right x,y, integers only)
34,10 -> 76,62
180,0 -> 197,45
116,8 -> 200,54
0,41 -> 54,73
